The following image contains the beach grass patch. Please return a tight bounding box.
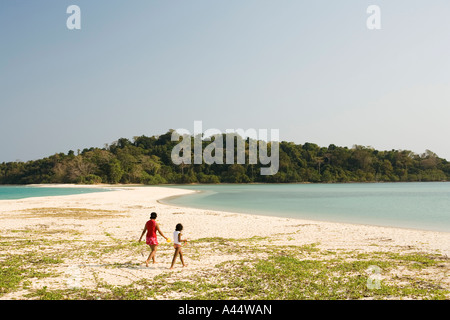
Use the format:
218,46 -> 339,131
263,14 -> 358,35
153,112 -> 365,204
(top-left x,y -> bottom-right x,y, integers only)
386,252 -> 440,268
0,252 -> 63,296
19,207 -> 124,220
0,256 -> 26,295
192,237 -> 234,245
183,248 -> 449,300
1,224 -> 447,300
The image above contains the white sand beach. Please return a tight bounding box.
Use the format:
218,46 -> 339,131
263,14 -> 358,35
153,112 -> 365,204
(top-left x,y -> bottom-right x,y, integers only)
0,185 -> 449,299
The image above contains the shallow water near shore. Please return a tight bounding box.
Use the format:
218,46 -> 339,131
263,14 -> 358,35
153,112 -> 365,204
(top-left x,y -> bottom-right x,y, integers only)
0,185 -> 110,200
162,182 -> 450,233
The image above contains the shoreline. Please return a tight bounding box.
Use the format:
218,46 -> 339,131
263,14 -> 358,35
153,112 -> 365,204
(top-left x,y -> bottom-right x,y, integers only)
1,184 -> 448,254
157,184 -> 450,235
4,183 -> 449,235
0,185 -> 449,299
3,179 -> 450,190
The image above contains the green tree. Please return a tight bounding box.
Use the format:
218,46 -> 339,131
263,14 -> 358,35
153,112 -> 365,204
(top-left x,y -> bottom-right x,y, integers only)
107,159 -> 124,184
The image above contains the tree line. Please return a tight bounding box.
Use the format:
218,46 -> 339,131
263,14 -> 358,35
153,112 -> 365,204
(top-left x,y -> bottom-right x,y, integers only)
1,130 -> 449,185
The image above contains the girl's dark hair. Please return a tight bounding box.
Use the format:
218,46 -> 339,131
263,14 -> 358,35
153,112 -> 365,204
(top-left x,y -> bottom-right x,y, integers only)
150,212 -> 157,219
175,223 -> 183,231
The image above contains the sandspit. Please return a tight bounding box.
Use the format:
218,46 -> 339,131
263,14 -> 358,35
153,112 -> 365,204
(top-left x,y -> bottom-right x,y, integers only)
0,185 -> 448,300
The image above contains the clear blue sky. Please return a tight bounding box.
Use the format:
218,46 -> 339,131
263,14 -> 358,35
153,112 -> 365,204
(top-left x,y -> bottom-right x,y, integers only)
1,0 -> 450,162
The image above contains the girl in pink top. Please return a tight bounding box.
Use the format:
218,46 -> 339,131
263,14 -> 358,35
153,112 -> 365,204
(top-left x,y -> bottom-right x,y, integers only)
139,212 -> 168,267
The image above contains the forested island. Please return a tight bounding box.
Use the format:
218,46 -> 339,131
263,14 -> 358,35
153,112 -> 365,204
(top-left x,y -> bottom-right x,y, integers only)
1,130 -> 449,185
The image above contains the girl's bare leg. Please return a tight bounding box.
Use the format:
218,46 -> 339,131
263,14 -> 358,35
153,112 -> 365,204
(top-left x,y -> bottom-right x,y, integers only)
170,247 -> 181,269
179,250 -> 187,267
146,245 -> 157,267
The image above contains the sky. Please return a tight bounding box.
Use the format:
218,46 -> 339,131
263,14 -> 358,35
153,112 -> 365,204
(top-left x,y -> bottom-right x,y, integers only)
1,0 -> 450,162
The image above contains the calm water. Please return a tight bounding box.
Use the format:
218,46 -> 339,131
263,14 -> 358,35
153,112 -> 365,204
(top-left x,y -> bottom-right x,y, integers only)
162,182 -> 450,233
0,186 -> 110,200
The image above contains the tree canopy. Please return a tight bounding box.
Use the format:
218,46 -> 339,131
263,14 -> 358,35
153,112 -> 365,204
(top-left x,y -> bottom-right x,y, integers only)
1,131 -> 449,185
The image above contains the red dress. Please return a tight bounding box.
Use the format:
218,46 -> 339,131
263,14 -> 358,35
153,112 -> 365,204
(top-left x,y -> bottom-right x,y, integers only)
145,220 -> 158,246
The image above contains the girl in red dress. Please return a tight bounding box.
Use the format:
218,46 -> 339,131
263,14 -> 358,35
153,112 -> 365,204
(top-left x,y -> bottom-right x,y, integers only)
139,212 -> 168,267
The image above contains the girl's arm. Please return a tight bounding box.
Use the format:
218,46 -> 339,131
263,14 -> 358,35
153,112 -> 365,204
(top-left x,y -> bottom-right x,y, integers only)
179,232 -> 187,243
156,222 -> 168,240
138,224 -> 147,242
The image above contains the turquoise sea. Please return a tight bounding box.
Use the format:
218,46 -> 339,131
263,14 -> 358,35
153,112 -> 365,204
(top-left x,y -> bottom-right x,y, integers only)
162,182 -> 450,233
0,185 -> 110,200
2,183 -> 449,233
